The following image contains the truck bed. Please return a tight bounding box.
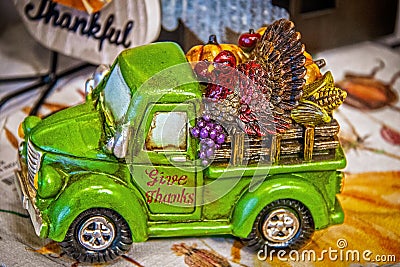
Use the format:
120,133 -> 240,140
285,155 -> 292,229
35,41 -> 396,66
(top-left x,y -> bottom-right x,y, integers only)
213,119 -> 342,166
206,145 -> 346,179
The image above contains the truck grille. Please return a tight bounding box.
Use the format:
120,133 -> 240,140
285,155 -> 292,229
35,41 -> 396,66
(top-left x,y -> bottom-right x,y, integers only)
27,140 -> 42,189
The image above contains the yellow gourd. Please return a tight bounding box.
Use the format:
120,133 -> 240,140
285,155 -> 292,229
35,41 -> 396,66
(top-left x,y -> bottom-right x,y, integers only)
304,51 -> 322,85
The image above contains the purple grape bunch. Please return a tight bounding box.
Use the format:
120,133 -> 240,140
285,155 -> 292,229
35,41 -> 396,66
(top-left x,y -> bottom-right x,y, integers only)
190,114 -> 226,166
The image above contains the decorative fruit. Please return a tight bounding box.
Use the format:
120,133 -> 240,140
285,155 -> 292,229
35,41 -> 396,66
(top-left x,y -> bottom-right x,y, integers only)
190,114 -> 226,165
238,29 -> 261,52
304,51 -> 322,85
214,50 -> 237,68
186,35 -> 248,65
292,71 -> 347,126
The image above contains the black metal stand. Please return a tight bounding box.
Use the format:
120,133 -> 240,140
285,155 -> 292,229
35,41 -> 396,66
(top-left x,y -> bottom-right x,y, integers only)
0,51 -> 93,116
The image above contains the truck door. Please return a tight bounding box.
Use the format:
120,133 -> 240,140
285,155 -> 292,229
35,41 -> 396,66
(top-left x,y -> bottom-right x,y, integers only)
128,103 -> 202,221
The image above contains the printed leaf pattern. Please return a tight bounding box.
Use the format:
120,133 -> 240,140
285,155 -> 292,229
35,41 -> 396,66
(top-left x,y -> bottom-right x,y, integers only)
172,243 -> 231,267
4,127 -> 19,150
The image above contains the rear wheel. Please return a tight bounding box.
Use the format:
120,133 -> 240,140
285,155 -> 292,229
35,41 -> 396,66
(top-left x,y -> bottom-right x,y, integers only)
242,199 -> 314,250
60,208 -> 132,263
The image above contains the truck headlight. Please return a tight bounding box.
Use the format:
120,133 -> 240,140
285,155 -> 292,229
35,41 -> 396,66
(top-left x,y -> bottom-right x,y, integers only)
37,166 -> 64,198
22,116 -> 42,136
85,64 -> 110,100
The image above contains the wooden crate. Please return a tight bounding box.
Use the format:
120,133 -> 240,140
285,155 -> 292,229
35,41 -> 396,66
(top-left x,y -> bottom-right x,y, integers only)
213,120 -> 340,165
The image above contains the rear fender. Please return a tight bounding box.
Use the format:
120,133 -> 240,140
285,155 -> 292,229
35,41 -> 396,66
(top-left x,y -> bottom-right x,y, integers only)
231,175 -> 330,238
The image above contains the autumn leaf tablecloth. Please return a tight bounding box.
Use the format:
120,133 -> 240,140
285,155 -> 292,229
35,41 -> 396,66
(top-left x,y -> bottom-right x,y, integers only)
1,23 -> 400,266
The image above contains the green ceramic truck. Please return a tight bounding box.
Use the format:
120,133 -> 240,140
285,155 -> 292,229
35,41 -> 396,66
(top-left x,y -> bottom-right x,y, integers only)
15,42 -> 346,263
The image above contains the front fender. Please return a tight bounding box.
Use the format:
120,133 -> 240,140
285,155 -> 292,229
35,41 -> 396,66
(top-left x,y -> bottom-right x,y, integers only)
46,173 -> 148,242
231,174 -> 330,238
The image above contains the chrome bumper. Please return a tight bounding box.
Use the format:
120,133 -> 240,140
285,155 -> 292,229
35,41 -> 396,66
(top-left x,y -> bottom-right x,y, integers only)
14,160 -> 47,238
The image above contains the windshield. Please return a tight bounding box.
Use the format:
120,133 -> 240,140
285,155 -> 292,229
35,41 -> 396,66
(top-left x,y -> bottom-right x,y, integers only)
102,63 -> 132,123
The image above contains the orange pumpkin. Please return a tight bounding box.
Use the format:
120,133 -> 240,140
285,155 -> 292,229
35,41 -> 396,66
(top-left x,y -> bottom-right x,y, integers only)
186,35 -> 248,65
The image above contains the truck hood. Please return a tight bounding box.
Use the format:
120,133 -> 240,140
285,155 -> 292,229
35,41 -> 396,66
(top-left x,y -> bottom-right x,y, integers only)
29,102 -> 106,159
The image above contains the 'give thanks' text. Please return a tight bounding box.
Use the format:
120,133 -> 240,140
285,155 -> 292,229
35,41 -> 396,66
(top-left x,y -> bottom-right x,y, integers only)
145,169 -> 195,205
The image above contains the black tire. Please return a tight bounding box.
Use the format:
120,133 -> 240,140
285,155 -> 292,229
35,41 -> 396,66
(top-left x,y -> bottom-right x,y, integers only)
59,208 -> 132,263
242,199 -> 314,250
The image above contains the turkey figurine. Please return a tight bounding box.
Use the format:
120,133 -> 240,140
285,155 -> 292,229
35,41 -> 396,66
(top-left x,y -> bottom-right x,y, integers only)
245,19 -> 307,134
190,19 -> 346,137
203,19 -> 307,135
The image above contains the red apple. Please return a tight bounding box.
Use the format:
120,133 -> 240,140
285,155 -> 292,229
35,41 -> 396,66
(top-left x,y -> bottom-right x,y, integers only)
238,29 -> 261,52
213,50 -> 237,68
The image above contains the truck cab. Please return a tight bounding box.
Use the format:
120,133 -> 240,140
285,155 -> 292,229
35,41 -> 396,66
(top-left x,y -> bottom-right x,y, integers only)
16,42 -> 346,263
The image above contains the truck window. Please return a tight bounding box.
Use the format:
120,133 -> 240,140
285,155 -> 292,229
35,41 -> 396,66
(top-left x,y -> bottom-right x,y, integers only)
103,64 -> 131,122
145,112 -> 187,151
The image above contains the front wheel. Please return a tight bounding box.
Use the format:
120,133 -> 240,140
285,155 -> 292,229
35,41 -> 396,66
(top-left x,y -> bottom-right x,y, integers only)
242,199 -> 314,250
59,208 -> 132,263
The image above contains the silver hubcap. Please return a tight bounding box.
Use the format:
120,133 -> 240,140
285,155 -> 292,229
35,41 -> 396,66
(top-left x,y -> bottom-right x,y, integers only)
78,216 -> 115,250
262,208 -> 299,243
